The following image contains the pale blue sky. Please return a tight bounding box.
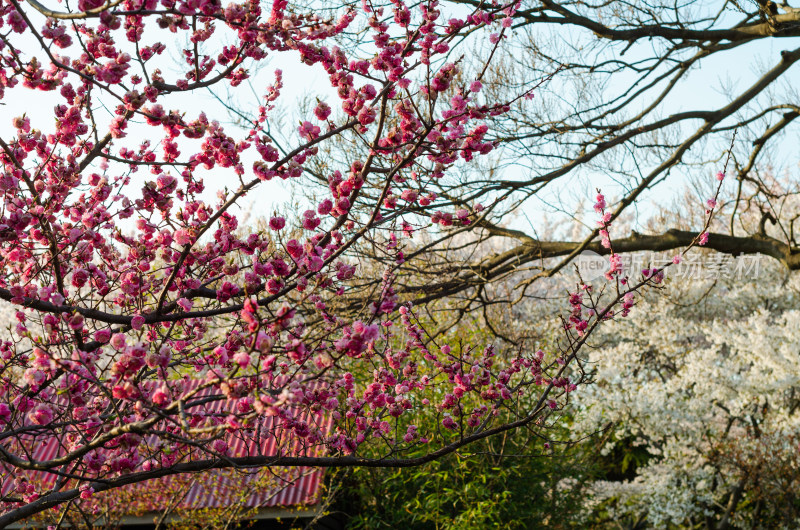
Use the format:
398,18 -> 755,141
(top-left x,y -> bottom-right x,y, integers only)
3,4 -> 800,240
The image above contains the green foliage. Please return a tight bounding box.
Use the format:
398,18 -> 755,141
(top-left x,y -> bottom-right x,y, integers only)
330,425 -> 597,529
323,284 -> 600,528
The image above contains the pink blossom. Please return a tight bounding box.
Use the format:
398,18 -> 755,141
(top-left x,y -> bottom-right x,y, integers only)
302,210 -> 320,230
318,199 -> 333,215
131,315 -> 145,330
594,193 -> 606,213
71,268 -> 89,288
233,351 -> 251,368
174,229 -> 193,246
314,101 -> 331,120
400,189 -> 418,202
298,121 -> 321,139
286,239 -> 304,259
211,439 -> 228,454
177,297 -> 193,312
12,116 -> 30,133
77,0 -> 103,11
68,313 -> 84,330
28,405 -> 54,425
152,387 -> 170,407
216,281 -> 240,302
0,403 -> 11,423
269,216 -> 286,231
110,334 -> 127,351
256,332 -> 274,353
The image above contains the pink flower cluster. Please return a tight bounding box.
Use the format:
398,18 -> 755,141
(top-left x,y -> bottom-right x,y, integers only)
0,0 -> 545,519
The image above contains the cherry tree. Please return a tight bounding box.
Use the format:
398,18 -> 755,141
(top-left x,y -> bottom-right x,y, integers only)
0,0 -> 677,525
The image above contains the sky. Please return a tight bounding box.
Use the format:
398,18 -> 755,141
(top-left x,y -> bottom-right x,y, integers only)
2,2 -> 800,240
513,13 -> 800,237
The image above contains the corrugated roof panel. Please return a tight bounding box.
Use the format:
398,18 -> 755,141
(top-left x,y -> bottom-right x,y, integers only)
1,378 -> 333,513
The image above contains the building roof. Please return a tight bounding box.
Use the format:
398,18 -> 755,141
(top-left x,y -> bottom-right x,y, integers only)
1,377 -> 333,522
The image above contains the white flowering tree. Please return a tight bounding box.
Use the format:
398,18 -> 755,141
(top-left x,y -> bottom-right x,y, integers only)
571,260 -> 800,528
